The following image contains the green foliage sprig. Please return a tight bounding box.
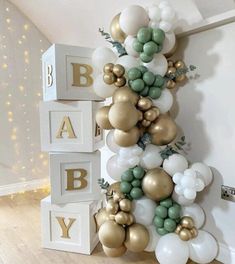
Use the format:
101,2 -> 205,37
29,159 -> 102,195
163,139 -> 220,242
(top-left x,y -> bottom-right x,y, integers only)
160,136 -> 187,159
165,65 -> 197,81
137,133 -> 152,150
99,28 -> 127,57
98,178 -> 110,190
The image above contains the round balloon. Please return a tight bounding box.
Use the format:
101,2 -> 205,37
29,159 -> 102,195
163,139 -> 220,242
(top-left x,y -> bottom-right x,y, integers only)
93,74 -> 117,98
114,127 -> 140,147
140,144 -> 163,169
163,154 -> 188,176
116,55 -> 139,72
106,130 -> 121,153
106,155 -> 130,181
172,190 -> 195,206
161,31 -> 176,54
124,36 -> 139,57
143,53 -> 168,76
181,203 -> 205,229
92,47 -> 116,71
152,88 -> 173,113
155,233 -> 189,264
145,225 -> 161,252
190,163 -> 213,186
148,5 -> 161,22
103,245 -> 127,257
96,105 -> 113,130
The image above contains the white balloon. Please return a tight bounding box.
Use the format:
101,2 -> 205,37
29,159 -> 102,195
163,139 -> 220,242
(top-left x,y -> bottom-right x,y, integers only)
119,5 -> 149,36
161,31 -> 176,54
93,74 -> 117,98
132,197 -> 156,226
188,230 -> 218,264
92,47 -> 116,71
190,163 -> 213,186
172,190 -> 195,206
116,55 -> 139,72
152,88 -> 173,113
148,5 -> 161,22
159,1 -> 170,9
149,20 -> 160,29
159,20 -> 172,32
124,36 -> 139,57
106,130 -> 120,153
155,233 -> 189,264
184,188 -> 196,200
145,225 -> 161,252
140,144 -> 163,169
161,6 -> 175,22
117,145 -> 143,167
163,154 -> 188,176
144,53 -> 168,76
181,203 -> 205,229
106,155 -> 129,181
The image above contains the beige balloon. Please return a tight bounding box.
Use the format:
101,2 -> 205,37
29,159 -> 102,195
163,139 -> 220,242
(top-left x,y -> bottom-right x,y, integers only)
142,167 -> 174,201
119,199 -> 132,212
109,102 -> 139,131
137,97 -> 152,111
148,113 -> 177,145
114,127 -> 140,147
110,13 -> 127,43
99,220 -> 126,248
103,245 -> 127,257
113,86 -> 139,105
113,64 -> 125,77
124,224 -> 149,252
115,211 -> 129,225
106,199 -> 119,215
96,106 -> 113,130
95,208 -> 111,231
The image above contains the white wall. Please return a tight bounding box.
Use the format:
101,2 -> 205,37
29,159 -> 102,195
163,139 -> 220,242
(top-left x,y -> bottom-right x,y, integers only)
172,22 -> 235,263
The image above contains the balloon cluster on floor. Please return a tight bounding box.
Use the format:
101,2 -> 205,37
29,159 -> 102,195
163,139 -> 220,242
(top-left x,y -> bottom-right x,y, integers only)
93,2 -> 218,264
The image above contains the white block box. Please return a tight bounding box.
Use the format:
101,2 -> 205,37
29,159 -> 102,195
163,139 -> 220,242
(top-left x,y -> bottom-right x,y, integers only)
41,196 -> 101,254
39,100 -> 104,152
50,151 -> 101,204
42,44 -> 103,101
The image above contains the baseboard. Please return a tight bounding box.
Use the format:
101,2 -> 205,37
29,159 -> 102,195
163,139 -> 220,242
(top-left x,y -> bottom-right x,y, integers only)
0,178 -> 49,196
217,242 -> 235,264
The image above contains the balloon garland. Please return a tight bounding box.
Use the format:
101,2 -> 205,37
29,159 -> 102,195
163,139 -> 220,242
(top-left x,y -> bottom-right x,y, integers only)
93,2 -> 219,264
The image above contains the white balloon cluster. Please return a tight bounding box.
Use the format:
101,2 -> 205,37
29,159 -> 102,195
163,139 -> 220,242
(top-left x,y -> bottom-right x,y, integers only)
117,145 -> 143,168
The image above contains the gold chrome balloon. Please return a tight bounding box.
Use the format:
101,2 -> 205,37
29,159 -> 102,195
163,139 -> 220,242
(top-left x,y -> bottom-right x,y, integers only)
137,97 -> 152,111
141,119 -> 151,127
103,72 -> 116,85
96,106 -> 113,130
113,86 -> 139,105
114,77 -> 126,87
181,216 -> 194,229
126,214 -> 135,226
175,74 -> 186,83
179,228 -> 192,241
114,127 -> 140,147
119,199 -> 132,212
167,67 -> 176,76
103,63 -> 114,74
166,79 -> 176,89
95,208 -> 111,231
190,227 -> 198,238
175,60 -> 185,69
106,199 -> 119,215
102,245 -> 127,257
168,60 -> 174,67
142,168 -> 174,201
113,64 -> 125,77
115,211 -> 129,225
144,108 -> 159,122
110,13 -> 127,43
124,224 -> 149,252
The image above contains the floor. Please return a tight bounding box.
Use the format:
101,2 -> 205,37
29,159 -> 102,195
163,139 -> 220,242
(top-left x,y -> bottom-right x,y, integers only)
0,189 -> 221,264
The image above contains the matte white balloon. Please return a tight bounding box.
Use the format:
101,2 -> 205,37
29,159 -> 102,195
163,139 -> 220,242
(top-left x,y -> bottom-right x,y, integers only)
116,55 -> 139,72
163,154 -> 188,176
144,53 -> 168,76
190,163 -> 213,186
188,230 -> 218,264
149,20 -> 160,29
124,36 -> 139,57
161,31 -> 176,54
155,233 -> 189,264
152,88 -> 173,113
148,5 -> 161,22
159,20 -> 172,33
119,5 -> 149,36
106,155 -> 129,181
117,145 -> 143,167
106,130 -> 120,153
159,1 -> 170,9
140,144 -> 163,169
92,47 -> 116,71
145,225 -> 161,252
172,190 -> 195,206
181,203 -> 205,229
93,74 -> 117,98
132,197 -> 156,226
161,6 -> 175,22
184,188 -> 196,200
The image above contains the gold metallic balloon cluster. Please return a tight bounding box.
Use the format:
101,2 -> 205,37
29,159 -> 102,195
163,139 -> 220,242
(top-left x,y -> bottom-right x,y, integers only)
103,63 -> 126,87
175,216 -> 198,241
166,60 -> 187,89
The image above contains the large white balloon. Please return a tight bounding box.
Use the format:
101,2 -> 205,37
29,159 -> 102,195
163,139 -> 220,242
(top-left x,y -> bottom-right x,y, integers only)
106,155 -> 129,181
190,163 -> 213,186
106,130 -> 120,153
117,145 -> 143,167
92,47 -> 116,71
163,154 -> 188,176
181,203 -> 205,229
188,230 -> 218,264
124,36 -> 139,57
148,5 -> 161,22
144,53 -> 168,76
116,55 -> 139,71
132,197 -> 156,226
155,233 -> 189,264
93,74 -> 117,98
145,225 -> 161,252
172,190 -> 195,206
140,144 -> 163,170
160,32 -> 176,54
119,5 -> 149,36
152,88 -> 173,113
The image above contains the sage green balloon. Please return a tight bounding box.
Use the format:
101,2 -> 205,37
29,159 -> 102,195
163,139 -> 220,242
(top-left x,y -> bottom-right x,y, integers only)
149,87 -> 162,99
128,68 -> 142,81
132,39 -> 143,52
131,79 -> 145,92
143,71 -> 155,86
130,187 -> 143,199
152,28 -> 165,44
138,65 -> 148,74
155,205 -> 168,218
137,27 -> 152,44
143,41 -> 158,56
168,206 -> 181,220
140,52 -> 153,63
121,169 -> 134,182
154,74 -> 165,87
140,86 -> 149,96
133,166 -> 145,179
131,179 -> 141,187
157,227 -> 169,236
120,181 -> 132,194
154,215 -> 164,228
164,218 -> 177,232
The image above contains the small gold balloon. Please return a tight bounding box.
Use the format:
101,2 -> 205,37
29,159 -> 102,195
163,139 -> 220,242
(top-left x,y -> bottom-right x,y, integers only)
96,106 -> 113,130
138,110 -> 144,121
190,227 -> 198,238
181,216 -> 195,229
137,97 -> 152,111
142,168 -> 174,201
167,66 -> 177,76
114,127 -> 140,147
175,224 -> 183,234
144,109 -> 159,122
103,72 -> 116,85
95,208 -> 111,230
179,228 -> 192,241
141,119 -> 151,127
106,199 -> 119,215
114,77 -> 126,87
166,79 -> 176,89
99,220 -> 126,248
115,211 -> 129,225
113,86 -> 139,105
168,60 -> 174,67
126,214 -> 135,226
113,192 -> 125,202
109,214 -> 116,221
124,224 -> 149,252
175,60 -> 185,69
103,63 -> 114,74
175,74 -> 186,83
103,245 -> 127,257
119,199 -> 132,212
110,13 -> 127,43
148,113 -> 178,146
113,64 -> 125,77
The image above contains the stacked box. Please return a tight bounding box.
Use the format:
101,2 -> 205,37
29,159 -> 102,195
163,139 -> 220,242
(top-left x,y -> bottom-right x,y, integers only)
39,44 -> 104,254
